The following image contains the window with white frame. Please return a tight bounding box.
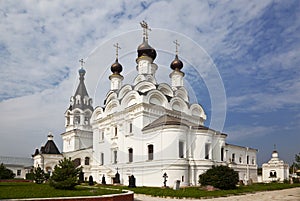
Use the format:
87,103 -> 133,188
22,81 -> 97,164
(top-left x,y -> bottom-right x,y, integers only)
100,130 -> 104,141
148,144 -> 154,160
128,148 -> 133,162
179,141 -> 184,158
221,147 -> 224,161
129,122 -> 133,133
113,150 -> 118,164
100,153 -> 104,165
205,144 -> 210,159
84,157 -> 90,165
232,153 -> 235,162
114,126 -> 118,137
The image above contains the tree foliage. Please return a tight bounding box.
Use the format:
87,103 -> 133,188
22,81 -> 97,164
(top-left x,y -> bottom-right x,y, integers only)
199,165 -> 239,190
295,153 -> 300,168
33,166 -> 45,184
290,152 -> 300,175
0,163 -> 15,179
49,158 -> 82,189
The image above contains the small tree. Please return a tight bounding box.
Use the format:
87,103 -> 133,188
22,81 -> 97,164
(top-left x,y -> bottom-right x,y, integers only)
199,165 -> 239,190
0,163 -> 15,179
33,166 -> 45,184
295,153 -> 300,172
49,158 -> 82,190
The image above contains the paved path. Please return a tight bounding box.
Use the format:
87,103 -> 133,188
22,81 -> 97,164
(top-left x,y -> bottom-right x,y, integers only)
134,187 -> 300,201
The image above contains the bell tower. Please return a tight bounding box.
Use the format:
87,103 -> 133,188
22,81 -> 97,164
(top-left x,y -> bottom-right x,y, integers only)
61,59 -> 94,153
134,21 -> 158,85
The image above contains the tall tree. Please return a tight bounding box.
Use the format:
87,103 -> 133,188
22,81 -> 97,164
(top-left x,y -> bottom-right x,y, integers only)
295,152 -> 300,168
49,158 -> 82,189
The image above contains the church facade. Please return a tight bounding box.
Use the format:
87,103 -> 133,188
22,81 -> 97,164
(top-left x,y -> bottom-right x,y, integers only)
33,23 -> 257,186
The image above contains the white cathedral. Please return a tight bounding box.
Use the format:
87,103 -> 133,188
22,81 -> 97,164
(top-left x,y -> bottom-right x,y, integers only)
33,23 -> 258,187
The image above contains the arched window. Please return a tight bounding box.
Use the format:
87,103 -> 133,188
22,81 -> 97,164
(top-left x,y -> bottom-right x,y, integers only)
270,170 -> 277,178
84,157 -> 90,165
129,122 -> 133,133
231,153 -> 235,162
74,111 -> 80,125
179,141 -> 184,158
128,148 -> 133,163
113,150 -> 118,164
114,126 -> 118,137
148,144 -> 154,160
205,144 -> 210,159
221,147 -> 224,161
73,158 -> 81,167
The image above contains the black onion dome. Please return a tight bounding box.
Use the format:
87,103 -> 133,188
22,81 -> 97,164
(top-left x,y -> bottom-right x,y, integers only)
111,59 -> 123,74
78,67 -> 86,76
137,38 -> 157,60
170,55 -> 183,71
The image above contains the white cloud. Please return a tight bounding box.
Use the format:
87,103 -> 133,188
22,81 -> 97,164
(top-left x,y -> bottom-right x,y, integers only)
225,125 -> 276,141
227,79 -> 300,112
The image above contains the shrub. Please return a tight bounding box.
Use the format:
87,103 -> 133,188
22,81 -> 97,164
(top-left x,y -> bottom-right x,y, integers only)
199,165 -> 239,190
49,158 -> 82,190
26,172 -> 35,180
292,177 -> 300,183
0,163 -> 15,179
33,166 -> 45,184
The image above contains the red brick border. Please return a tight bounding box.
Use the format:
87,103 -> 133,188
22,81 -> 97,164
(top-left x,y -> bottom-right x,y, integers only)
0,180 -> 32,183
5,190 -> 134,201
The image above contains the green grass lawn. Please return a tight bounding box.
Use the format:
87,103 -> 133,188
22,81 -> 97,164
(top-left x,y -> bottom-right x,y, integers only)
1,182 -> 299,199
0,182 -> 123,199
109,183 -> 300,199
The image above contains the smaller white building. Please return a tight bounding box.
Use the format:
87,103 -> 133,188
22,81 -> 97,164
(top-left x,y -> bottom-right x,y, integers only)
262,149 -> 289,182
0,156 -> 33,179
32,133 -> 63,174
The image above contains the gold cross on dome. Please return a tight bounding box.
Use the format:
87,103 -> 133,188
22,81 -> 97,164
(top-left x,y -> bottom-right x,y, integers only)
140,20 -> 151,40
79,58 -> 85,68
173,40 -> 180,55
113,43 -> 121,59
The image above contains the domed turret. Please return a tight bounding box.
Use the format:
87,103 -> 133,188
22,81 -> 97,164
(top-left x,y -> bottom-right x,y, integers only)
78,67 -> 86,76
272,150 -> 279,158
109,43 -> 124,90
169,40 -> 185,89
137,38 -> 157,61
170,55 -> 183,71
111,58 -> 123,75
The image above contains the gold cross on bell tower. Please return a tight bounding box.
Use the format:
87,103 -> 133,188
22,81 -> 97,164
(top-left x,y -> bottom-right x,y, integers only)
113,43 -> 121,60
173,40 -> 180,56
140,20 -> 151,40
79,58 -> 85,68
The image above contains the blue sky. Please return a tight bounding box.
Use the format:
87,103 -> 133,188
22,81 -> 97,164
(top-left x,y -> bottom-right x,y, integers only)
0,0 -> 299,166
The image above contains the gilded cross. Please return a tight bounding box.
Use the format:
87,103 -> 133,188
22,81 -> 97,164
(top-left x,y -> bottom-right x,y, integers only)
173,40 -> 180,55
140,20 -> 151,40
113,43 -> 121,59
79,58 -> 85,68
